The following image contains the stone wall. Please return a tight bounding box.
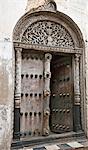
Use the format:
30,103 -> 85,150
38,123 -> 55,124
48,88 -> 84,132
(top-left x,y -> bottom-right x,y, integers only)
0,0 -> 88,149
0,41 -> 14,149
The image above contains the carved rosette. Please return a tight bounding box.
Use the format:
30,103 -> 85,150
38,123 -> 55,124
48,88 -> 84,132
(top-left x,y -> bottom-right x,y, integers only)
26,0 -> 57,13
43,53 -> 52,136
15,48 -> 22,108
74,54 -> 81,105
21,21 -> 74,49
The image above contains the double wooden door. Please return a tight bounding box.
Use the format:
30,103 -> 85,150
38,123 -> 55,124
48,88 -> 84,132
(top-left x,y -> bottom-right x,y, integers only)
19,52 -> 73,138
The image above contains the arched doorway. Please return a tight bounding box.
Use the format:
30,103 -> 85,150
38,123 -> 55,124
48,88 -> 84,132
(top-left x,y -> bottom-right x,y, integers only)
13,0 -> 84,143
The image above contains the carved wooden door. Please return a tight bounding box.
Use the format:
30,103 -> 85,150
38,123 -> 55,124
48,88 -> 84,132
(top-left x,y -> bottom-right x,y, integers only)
20,51 -> 44,138
50,55 -> 73,133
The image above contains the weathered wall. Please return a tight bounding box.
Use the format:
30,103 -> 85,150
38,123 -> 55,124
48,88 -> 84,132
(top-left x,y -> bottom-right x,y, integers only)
0,41 -> 14,149
0,0 -> 88,149
0,1 -> 26,149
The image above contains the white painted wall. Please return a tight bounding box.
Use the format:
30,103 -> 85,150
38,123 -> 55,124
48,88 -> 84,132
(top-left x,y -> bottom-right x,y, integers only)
0,0 -> 88,41
0,0 -> 88,149
0,0 -> 27,40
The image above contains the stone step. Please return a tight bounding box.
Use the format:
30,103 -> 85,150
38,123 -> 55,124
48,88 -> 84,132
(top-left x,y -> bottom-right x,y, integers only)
12,138 -> 88,150
11,131 -> 85,149
16,141 -> 88,150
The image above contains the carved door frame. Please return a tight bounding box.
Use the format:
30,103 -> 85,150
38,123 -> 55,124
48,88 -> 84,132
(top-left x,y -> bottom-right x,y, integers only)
13,6 -> 85,139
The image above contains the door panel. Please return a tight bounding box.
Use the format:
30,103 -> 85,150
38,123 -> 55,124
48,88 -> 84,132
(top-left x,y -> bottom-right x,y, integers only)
50,55 -> 73,133
20,51 -> 44,138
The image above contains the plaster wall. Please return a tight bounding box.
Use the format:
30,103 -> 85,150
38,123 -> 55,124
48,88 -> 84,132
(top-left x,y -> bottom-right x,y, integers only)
0,0 -> 88,149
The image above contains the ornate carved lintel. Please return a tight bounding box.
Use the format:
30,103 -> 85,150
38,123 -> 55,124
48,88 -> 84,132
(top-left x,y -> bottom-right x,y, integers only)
14,42 -> 82,54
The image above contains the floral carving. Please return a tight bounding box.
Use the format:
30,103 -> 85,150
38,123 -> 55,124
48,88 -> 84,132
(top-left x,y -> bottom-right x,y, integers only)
22,21 -> 74,48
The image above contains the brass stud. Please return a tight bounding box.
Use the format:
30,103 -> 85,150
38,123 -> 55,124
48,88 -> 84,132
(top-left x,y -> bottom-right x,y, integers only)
59,125 -> 62,128
39,93 -> 42,97
60,93 -> 62,97
25,112 -> 28,116
30,93 -> 33,97
20,133 -> 22,137
39,112 -> 41,116
30,74 -> 33,79
39,75 -> 42,79
34,131 -> 35,135
67,109 -> 70,113
63,109 -> 66,113
52,109 -> 55,112
63,93 -> 66,97
21,74 -> 24,79
35,93 -> 37,97
30,112 -> 32,116
67,93 -> 70,96
21,93 -> 24,97
67,126 -> 70,129
27,56 -> 29,60
52,124 -> 55,127
63,125 -> 65,129
38,131 -> 40,135
55,124 -> 59,128
20,112 -> 23,116
59,79 -> 62,82
35,74 -> 38,78
35,57 -> 38,60
24,133 -> 26,136
63,78 -> 66,81
53,94 -> 56,97
25,93 -> 28,97
59,109 -> 62,113
46,74 -> 49,78
34,112 -> 37,116
67,77 -> 70,81
31,56 -> 34,60
66,64 -> 70,68
26,74 -> 29,78
29,131 -> 31,135
56,109 -> 58,112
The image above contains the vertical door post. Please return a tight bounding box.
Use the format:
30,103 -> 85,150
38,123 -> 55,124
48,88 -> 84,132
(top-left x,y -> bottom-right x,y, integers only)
43,53 -> 52,136
14,47 -> 22,139
74,54 -> 81,131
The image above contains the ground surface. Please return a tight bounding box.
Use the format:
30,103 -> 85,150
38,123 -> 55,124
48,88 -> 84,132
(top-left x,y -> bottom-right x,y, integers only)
15,138 -> 88,150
